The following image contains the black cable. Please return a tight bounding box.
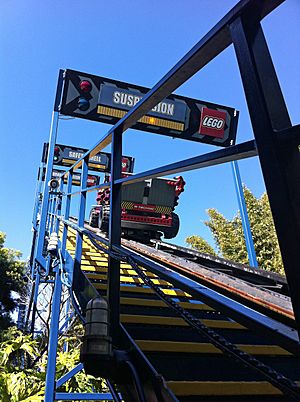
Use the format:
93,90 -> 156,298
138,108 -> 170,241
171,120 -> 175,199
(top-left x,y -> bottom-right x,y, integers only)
125,360 -> 147,402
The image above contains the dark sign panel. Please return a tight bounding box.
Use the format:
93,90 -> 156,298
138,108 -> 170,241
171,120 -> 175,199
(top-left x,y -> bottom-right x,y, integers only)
52,170 -> 100,187
42,143 -> 134,174
60,69 -> 239,147
40,167 -> 100,187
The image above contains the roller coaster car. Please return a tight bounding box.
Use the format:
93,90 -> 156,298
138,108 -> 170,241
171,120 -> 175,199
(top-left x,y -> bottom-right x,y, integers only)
89,176 -> 185,241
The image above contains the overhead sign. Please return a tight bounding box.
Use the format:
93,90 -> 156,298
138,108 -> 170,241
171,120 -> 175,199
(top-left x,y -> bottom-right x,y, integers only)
40,167 -> 100,187
42,143 -> 135,174
52,170 -> 100,187
59,69 -> 239,147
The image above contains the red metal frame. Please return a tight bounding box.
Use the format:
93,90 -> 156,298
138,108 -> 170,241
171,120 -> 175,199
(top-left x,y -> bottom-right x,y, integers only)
121,210 -> 172,226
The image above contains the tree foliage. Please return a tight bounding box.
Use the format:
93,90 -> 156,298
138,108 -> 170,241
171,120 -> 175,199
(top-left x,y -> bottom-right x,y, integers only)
185,235 -> 217,256
0,326 -> 106,401
186,187 -> 284,274
0,232 -> 27,330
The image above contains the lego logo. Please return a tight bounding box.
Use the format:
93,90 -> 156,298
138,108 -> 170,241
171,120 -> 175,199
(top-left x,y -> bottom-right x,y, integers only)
202,116 -> 225,130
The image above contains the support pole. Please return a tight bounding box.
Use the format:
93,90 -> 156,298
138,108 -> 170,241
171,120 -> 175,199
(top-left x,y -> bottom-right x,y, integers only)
108,129 -> 122,347
44,266 -> 63,402
231,161 -> 258,267
35,70 -> 64,267
30,272 -> 40,335
230,13 -> 300,332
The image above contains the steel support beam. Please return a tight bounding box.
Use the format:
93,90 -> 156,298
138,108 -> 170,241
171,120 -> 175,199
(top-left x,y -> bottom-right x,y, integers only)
231,160 -> 258,267
108,130 -> 122,347
44,266 -> 63,402
35,70 -> 64,267
230,12 -> 300,332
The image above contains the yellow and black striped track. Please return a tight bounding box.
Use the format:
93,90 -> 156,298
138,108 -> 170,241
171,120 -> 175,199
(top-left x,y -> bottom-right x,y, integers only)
62,227 -> 300,401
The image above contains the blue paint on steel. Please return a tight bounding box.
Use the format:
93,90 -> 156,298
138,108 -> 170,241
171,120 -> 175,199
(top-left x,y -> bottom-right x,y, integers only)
56,363 -> 84,389
54,179 -> 64,233
231,160 -> 258,268
32,165 -> 45,231
61,171 -> 73,260
54,393 -> 114,400
44,266 -> 63,402
73,158 -> 89,268
35,70 -> 63,268
59,310 -> 75,334
35,110 -> 59,268
30,271 -> 41,334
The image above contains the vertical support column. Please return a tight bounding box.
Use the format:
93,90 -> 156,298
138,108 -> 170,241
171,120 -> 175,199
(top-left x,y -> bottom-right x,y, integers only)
108,129 -> 122,347
72,159 -> 88,308
230,14 -> 300,331
35,70 -> 64,267
44,266 -> 63,402
30,272 -> 40,335
32,166 -> 44,230
54,179 -> 64,234
74,158 -> 88,264
61,170 -> 73,256
49,196 -> 55,234
231,161 -> 258,267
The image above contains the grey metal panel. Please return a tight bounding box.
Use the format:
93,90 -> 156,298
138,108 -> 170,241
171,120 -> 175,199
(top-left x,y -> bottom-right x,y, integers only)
121,181 -> 146,203
147,178 -> 175,207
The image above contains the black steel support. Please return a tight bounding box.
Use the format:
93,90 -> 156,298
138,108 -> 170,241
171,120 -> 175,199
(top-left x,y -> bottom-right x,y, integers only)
108,129 -> 123,347
230,11 -> 300,332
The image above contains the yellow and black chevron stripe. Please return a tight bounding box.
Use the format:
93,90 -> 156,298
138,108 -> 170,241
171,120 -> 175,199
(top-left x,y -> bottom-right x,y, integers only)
121,201 -> 134,210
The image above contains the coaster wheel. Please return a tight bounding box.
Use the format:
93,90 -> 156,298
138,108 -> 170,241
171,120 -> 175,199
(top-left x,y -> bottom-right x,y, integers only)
163,213 -> 179,239
89,208 -> 99,228
99,205 -> 110,234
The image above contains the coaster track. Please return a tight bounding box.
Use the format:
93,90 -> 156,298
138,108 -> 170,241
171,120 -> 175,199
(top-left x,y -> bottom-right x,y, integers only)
61,223 -> 300,401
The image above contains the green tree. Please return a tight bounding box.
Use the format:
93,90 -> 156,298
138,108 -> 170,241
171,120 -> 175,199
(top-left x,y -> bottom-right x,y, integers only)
0,326 -> 106,401
185,235 -> 217,256
186,187 -> 284,274
0,232 -> 27,330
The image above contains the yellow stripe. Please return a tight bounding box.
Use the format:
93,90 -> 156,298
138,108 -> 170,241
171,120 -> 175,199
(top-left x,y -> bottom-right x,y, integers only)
97,105 -> 184,131
166,381 -> 289,396
136,341 -> 291,355
62,158 -> 106,170
120,297 -> 213,311
95,284 -> 191,297
120,314 -> 244,329
86,273 -> 171,286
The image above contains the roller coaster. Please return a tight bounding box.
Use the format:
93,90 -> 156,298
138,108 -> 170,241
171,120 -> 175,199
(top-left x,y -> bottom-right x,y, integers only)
26,0 -> 300,401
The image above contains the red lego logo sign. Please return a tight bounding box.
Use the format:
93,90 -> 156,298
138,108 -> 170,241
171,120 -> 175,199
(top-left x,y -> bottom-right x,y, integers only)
199,107 -> 227,139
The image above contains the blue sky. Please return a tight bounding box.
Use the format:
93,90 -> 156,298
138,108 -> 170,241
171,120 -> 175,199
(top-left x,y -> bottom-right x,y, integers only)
0,0 -> 299,258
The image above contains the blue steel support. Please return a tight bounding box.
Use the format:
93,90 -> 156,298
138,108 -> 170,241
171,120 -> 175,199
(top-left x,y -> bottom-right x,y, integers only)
30,271 -> 41,335
54,180 -> 64,234
49,197 -> 55,234
70,159 -> 89,316
74,158 -> 88,266
61,171 -> 73,258
36,70 -> 64,268
32,166 -> 45,230
108,130 -> 122,347
44,265 -> 63,402
231,160 -> 258,267
54,393 -> 115,401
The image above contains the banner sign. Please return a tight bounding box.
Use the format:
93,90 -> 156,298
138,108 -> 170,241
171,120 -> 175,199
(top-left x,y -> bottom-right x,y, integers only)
59,69 -> 239,147
42,143 -> 135,174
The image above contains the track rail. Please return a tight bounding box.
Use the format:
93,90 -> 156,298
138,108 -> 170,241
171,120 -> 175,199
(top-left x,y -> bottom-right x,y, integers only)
62,222 -> 300,401
83,217 -> 294,329
121,238 -> 294,328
